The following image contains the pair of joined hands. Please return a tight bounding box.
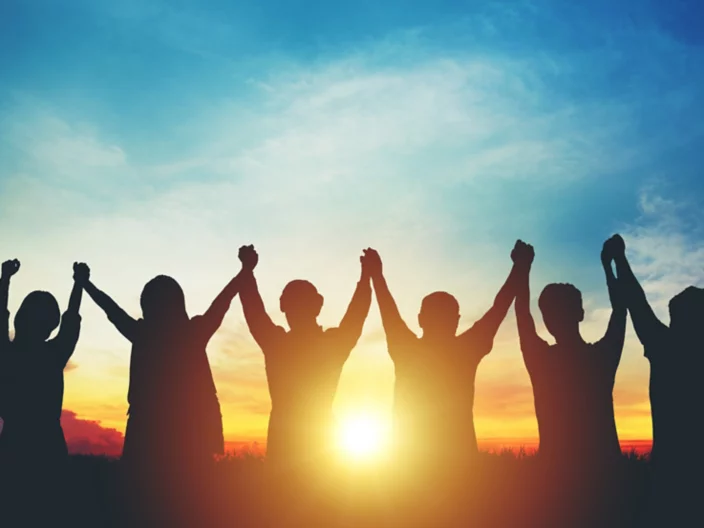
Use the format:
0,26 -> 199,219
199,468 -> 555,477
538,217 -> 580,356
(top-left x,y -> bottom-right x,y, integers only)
237,245 -> 384,279
1,259 -> 90,284
509,234 -> 625,270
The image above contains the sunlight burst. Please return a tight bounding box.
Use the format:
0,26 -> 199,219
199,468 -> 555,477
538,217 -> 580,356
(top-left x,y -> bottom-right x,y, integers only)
336,413 -> 389,461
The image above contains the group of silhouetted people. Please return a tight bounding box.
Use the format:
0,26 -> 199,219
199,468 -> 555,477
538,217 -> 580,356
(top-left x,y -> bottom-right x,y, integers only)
1,235 -> 702,525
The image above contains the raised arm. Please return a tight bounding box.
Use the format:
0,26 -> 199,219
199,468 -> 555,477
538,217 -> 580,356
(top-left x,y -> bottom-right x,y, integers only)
610,234 -> 669,351
461,241 -> 524,353
238,245 -> 285,351
195,265 -> 247,343
333,249 -> 373,351
513,241 -> 549,365
81,269 -> 138,342
52,262 -> 88,368
597,236 -> 627,366
366,249 -> 416,358
1,259 -> 20,350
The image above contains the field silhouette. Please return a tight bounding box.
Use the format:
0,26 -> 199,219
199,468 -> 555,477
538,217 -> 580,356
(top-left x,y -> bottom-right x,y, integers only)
0,449 -> 653,527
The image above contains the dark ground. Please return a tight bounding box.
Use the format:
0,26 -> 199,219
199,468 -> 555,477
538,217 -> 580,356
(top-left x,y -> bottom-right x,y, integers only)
0,451 -> 655,527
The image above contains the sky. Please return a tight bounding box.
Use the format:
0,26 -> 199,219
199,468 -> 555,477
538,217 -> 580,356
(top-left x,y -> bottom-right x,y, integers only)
1,0 -> 703,455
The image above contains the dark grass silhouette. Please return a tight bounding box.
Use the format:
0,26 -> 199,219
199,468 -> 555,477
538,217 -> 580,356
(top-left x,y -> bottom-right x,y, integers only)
0,450 -> 653,528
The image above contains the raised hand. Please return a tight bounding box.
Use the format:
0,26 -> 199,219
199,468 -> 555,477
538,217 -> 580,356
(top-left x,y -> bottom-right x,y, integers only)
511,240 -> 534,268
1,259 -> 20,279
601,234 -> 625,265
239,245 -> 259,272
73,262 -> 90,285
361,248 -> 382,279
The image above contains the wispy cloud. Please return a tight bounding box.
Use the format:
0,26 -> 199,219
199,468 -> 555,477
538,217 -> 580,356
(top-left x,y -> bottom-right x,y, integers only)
622,185 -> 704,319
2,1 -> 703,445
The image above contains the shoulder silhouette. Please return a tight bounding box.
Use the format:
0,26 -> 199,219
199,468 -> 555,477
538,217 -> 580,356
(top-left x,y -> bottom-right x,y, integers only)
237,244 -> 372,468
514,236 -> 626,464
367,242 -> 522,468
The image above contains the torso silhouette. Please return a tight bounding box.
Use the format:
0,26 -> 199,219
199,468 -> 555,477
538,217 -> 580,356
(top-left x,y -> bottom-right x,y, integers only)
121,316 -> 222,463
261,325 -> 353,461
390,331 -> 492,459
524,339 -> 621,462
644,329 -> 701,470
0,312 -> 80,461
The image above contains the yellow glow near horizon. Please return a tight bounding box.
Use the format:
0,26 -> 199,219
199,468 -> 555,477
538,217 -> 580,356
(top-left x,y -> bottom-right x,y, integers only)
336,413 -> 390,462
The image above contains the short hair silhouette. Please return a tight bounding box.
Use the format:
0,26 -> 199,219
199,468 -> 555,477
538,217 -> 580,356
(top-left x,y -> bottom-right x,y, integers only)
538,283 -> 584,337
140,275 -> 187,322
279,280 -> 324,319
14,291 -> 61,341
418,291 -> 461,336
668,285 -> 704,333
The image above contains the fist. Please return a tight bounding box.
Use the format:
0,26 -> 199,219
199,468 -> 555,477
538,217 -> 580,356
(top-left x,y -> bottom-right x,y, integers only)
1,259 -> 20,279
360,248 -> 382,278
511,240 -> 534,267
239,245 -> 258,272
601,234 -> 625,264
73,262 -> 90,284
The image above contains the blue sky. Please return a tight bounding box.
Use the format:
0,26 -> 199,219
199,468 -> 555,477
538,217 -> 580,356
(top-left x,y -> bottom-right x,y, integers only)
1,0 -> 703,443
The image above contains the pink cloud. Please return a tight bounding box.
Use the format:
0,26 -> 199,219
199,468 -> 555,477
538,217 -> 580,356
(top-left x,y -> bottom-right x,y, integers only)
61,410 -> 124,457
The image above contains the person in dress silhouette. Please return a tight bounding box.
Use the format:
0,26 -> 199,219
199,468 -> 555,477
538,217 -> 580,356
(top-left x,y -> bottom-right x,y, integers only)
79,262 -> 246,473
365,242 -> 523,467
610,234 -> 704,525
237,245 -> 372,468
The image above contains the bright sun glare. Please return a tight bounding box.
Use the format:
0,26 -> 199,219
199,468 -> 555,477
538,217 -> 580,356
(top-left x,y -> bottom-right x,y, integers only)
336,413 -> 389,461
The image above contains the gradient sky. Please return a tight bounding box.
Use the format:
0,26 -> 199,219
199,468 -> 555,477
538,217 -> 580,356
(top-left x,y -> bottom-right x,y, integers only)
1,0 -> 703,451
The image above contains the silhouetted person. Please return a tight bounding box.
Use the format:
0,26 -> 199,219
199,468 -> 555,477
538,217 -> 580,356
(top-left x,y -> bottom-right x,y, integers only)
611,234 -> 704,524
365,243 -> 523,466
514,238 -> 626,464
80,262 -> 246,526
513,238 -> 629,525
0,259 -> 85,465
237,245 -> 372,468
80,265 -> 248,471
0,259 -> 86,522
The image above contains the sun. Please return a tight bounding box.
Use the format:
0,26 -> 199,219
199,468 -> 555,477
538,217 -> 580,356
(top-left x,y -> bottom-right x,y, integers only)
336,413 -> 389,461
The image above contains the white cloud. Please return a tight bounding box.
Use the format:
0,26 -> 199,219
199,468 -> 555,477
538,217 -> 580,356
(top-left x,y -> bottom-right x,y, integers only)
622,186 -> 704,320
0,31 -> 668,441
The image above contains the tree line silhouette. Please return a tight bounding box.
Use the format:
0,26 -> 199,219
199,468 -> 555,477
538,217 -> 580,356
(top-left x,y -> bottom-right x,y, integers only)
0,235 -> 701,526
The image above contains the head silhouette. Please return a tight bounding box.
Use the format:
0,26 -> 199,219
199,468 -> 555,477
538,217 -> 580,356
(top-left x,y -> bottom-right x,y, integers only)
669,286 -> 704,336
418,291 -> 460,338
140,275 -> 188,324
539,283 -> 584,342
14,291 -> 61,342
280,280 -> 323,330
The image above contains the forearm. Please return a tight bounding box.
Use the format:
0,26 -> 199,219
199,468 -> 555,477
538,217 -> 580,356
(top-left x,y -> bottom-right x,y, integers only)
339,275 -> 372,333
490,263 -> 521,318
371,273 -> 405,330
67,280 -> 83,315
602,261 -> 624,312
515,268 -> 538,343
83,280 -> 107,306
613,255 -> 646,302
83,280 -> 128,322
0,277 -> 9,345
613,253 -> 666,339
350,273 -> 373,310
239,272 -> 274,336
0,277 -> 9,314
209,271 -> 244,314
